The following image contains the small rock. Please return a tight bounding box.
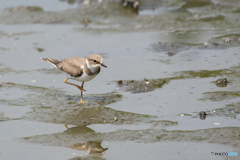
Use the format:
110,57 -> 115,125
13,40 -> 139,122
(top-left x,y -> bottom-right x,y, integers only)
37,48 -> 45,52
224,38 -> 230,43
67,0 -> 76,5
199,111 -> 207,120
167,52 -> 176,56
127,80 -> 134,84
212,43 -> 219,46
117,80 -> 123,85
121,0 -> 139,14
97,99 -> 105,104
215,78 -> 228,87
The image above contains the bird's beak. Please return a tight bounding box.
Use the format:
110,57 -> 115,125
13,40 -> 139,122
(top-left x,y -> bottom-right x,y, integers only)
101,63 -> 107,68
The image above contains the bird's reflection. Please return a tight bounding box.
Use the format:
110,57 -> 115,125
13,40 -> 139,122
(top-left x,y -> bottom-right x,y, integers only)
64,125 -> 108,158
67,141 -> 108,158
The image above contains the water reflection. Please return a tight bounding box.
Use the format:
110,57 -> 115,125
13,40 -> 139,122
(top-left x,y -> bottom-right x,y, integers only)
64,126 -> 108,158
67,141 -> 108,158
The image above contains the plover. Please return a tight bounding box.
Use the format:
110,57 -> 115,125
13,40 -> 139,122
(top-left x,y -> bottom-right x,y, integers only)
41,54 -> 107,103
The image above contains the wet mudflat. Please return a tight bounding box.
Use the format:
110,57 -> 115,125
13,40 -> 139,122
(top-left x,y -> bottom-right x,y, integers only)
0,0 -> 240,159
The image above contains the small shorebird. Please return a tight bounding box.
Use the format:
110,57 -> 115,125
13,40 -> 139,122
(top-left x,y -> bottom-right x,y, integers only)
41,54 -> 107,103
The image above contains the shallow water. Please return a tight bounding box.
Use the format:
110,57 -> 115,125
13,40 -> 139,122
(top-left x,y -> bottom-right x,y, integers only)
0,0 -> 240,159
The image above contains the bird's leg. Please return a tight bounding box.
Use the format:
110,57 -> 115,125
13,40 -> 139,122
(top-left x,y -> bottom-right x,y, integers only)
64,78 -> 86,91
79,82 -> 89,104
64,79 -> 88,104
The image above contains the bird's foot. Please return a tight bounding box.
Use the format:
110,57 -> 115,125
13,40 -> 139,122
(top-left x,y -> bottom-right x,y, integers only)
79,97 -> 89,104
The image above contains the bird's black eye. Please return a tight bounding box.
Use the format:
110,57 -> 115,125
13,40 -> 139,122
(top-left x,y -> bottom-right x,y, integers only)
93,60 -> 97,62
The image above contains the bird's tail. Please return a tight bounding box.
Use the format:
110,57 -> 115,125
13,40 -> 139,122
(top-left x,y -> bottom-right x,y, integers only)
41,57 -> 61,68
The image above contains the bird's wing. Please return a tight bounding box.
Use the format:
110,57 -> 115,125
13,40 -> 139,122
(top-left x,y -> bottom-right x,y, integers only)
57,57 -> 85,77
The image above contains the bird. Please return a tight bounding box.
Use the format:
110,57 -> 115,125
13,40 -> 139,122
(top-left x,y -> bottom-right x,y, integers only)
41,54 -> 107,103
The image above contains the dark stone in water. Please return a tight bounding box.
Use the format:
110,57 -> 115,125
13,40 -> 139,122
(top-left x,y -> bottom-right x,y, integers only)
121,0 -> 139,14
167,52 -> 176,56
37,48 -> 45,52
117,80 -> 123,85
199,111 -> 207,120
215,78 -> 228,87
97,99 -> 105,104
126,80 -> 134,84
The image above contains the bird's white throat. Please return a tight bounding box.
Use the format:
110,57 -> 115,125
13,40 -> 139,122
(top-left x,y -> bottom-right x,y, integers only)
86,59 -> 99,72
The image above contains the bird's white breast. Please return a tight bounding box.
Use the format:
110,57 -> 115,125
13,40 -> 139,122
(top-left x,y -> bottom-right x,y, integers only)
72,72 -> 98,82
68,68 -> 99,82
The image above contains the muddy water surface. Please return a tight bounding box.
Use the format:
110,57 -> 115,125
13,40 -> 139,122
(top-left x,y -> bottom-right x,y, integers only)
0,0 -> 240,160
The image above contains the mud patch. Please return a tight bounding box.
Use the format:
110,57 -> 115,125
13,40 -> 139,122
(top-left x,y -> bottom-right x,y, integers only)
22,126 -> 240,149
199,101 -> 240,119
0,112 -> 10,121
150,42 -> 191,53
0,82 -> 159,126
0,82 -> 121,107
200,34 -> 240,49
27,104 -> 157,126
195,15 -> 225,21
116,78 -> 169,93
172,69 -> 232,79
150,120 -> 178,127
0,30 -> 35,38
5,6 -> 43,13
0,67 -> 20,75
0,0 -> 239,33
150,34 -> 240,54
199,91 -> 240,102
